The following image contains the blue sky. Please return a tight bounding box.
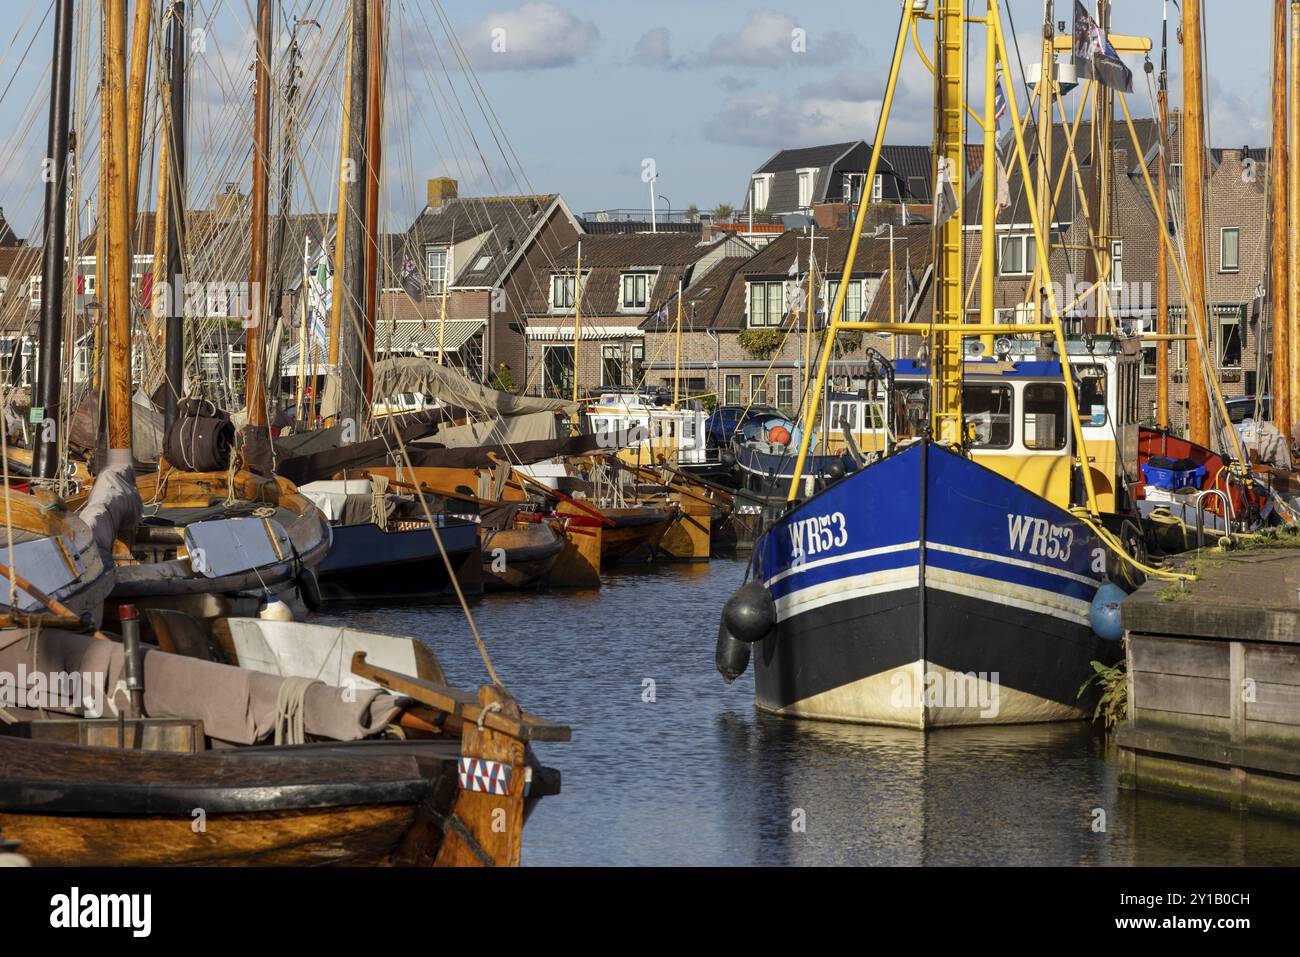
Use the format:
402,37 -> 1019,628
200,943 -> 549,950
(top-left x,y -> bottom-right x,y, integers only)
0,1 -> 1279,236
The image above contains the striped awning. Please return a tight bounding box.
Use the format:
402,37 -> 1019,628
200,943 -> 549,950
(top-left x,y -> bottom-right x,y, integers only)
526,324 -> 644,341
377,319 -> 483,355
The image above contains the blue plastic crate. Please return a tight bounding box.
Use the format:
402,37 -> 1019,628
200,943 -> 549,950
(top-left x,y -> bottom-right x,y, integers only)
1141,462 -> 1206,491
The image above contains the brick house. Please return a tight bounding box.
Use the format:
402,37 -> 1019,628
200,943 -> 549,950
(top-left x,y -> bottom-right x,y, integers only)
392,180 -> 582,386
641,223 -> 934,415
519,231 -> 754,398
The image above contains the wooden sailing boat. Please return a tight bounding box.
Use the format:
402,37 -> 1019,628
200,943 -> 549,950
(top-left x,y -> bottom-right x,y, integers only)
0,0 -> 568,868
100,0 -> 329,627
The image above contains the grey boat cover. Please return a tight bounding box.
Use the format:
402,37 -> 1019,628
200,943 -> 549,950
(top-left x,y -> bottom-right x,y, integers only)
0,627 -> 403,746
371,357 -> 578,418
77,463 -> 143,562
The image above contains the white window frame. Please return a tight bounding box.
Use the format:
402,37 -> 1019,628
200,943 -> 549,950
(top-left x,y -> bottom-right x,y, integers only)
1219,227 -> 1240,274
747,280 -> 785,328
750,174 -> 773,212
796,168 -> 818,210
750,373 -> 769,405
1217,303 -> 1244,369
550,272 -> 578,313
1110,240 -> 1124,290
426,246 -> 451,295
724,373 -> 741,406
824,278 -> 865,323
27,276 -> 41,307
872,173 -> 884,203
619,272 -> 651,312
842,173 -> 866,205
998,234 -> 1035,277
601,344 -> 624,387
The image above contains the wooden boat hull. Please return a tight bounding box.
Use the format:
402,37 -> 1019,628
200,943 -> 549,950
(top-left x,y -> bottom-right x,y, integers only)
558,503 -> 675,565
317,519 -> 482,603
480,521 -> 565,590
0,730 -> 555,867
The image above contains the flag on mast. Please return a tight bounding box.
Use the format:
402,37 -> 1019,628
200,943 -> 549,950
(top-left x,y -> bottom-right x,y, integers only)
934,156 -> 959,226
1072,1 -> 1133,93
993,77 -> 1008,128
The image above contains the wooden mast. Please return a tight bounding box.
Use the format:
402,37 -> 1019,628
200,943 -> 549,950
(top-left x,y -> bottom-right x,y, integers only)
1183,0 -> 1211,446
1290,0 -> 1300,430
32,0 -> 74,480
103,0 -> 132,459
327,0 -> 368,427
242,0 -> 272,440
1274,0 -> 1291,440
1030,3 -> 1053,336
125,0 -> 151,232
361,0 -> 383,415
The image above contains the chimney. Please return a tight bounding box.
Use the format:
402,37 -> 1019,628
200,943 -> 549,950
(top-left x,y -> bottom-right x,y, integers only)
427,177 -> 458,209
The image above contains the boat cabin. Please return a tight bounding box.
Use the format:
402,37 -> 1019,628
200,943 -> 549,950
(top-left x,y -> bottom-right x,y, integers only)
584,389 -> 709,468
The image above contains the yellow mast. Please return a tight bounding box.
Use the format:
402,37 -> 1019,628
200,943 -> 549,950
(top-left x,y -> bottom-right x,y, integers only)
673,278 -> 683,406
571,241 -> 582,404
1031,5 -> 1054,330
931,0 -> 966,443
978,0 -> 998,354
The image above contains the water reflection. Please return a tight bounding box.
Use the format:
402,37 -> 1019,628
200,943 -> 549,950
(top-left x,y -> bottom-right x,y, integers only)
314,558 -> 1300,866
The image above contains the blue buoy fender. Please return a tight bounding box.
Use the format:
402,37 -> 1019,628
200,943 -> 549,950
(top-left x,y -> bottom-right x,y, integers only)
1090,583 -> 1127,642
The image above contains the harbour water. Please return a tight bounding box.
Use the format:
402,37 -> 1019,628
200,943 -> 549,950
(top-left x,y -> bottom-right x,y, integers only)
320,560 -> 1300,867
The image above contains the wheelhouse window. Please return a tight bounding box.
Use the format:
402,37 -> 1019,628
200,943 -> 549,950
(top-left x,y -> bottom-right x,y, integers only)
998,234 -> 1035,277
620,273 -> 650,311
1077,366 -> 1108,426
747,281 -> 785,327
963,384 -> 1013,449
1220,228 -> 1240,273
1023,383 -> 1067,451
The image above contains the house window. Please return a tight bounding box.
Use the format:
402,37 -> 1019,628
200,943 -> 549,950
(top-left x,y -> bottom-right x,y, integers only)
776,374 -> 794,414
998,235 -> 1035,276
631,343 -> 645,384
1220,228 -> 1240,273
1141,343 -> 1158,378
747,281 -> 785,327
963,384 -> 1013,449
27,277 -> 40,307
1023,383 -> 1067,450
426,246 -> 450,295
1110,240 -> 1123,290
543,345 -> 574,398
620,273 -> 650,311
797,169 -> 817,209
724,374 -> 741,406
825,279 -> 865,322
551,272 -> 577,312
750,373 -> 768,405
842,173 -> 866,205
751,174 -> 771,212
872,174 -> 884,203
1218,304 -> 1244,368
602,345 -> 624,386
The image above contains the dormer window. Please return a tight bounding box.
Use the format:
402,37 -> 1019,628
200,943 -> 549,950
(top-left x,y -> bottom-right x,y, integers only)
426,245 -> 450,295
551,271 -> 586,312
747,280 -> 785,328
797,168 -> 818,209
620,272 -> 651,312
750,174 -> 773,212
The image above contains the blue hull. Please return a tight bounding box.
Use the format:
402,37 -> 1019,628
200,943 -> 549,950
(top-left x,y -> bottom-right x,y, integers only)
751,442 -> 1126,728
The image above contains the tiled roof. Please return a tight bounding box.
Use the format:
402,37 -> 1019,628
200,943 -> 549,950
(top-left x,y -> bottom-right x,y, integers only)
408,194 -> 558,286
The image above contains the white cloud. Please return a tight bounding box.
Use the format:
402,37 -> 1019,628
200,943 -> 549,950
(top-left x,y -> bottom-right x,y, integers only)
689,11 -> 858,69
467,3 -> 600,71
718,75 -> 758,93
633,28 -> 672,67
